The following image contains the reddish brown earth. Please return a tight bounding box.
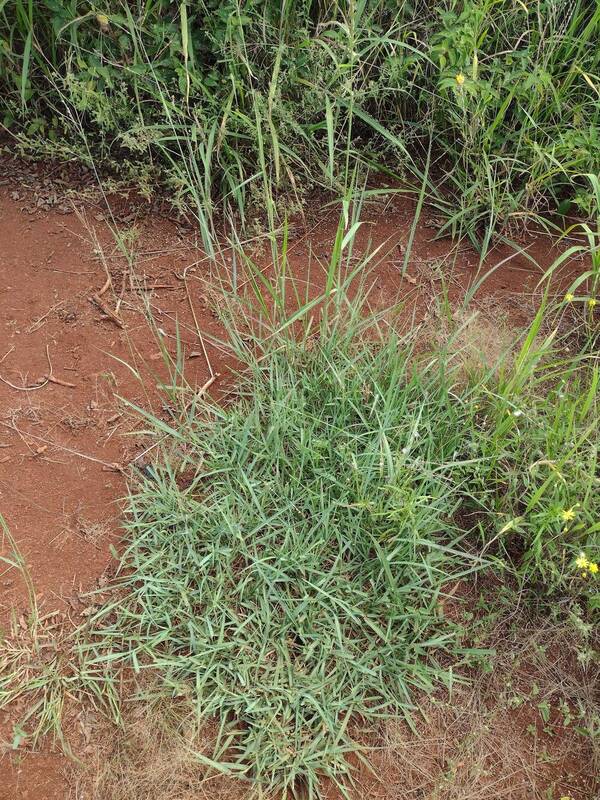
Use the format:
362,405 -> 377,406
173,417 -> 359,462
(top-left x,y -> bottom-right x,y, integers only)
0,176 -> 222,799
0,162 -> 595,799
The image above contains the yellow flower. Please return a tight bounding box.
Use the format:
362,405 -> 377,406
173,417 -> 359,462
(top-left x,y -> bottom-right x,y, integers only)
588,298 -> 597,308
575,552 -> 589,570
589,562 -> 599,575
560,507 -> 576,522
96,13 -> 110,28
455,73 -> 465,86
564,293 -> 574,302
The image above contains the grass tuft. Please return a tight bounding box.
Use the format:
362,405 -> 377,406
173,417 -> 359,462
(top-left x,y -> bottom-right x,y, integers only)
81,314 -> 486,794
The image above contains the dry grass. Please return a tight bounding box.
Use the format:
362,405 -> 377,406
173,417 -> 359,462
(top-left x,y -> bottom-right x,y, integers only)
2,600 -> 596,800
369,612 -> 598,800
74,699 -> 242,800
64,609 -> 598,800
427,305 -> 518,376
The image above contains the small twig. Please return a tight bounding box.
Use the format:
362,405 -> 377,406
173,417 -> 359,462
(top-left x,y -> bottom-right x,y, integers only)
44,344 -> 54,378
7,346 -> 78,389
89,293 -> 124,328
25,300 -> 65,334
45,375 -> 77,388
0,346 -> 15,364
38,267 -> 95,276
98,275 -> 112,296
0,374 -> 48,391
195,374 -> 218,398
0,347 -> 76,391
132,283 -> 176,291
0,419 -> 124,471
182,273 -> 214,378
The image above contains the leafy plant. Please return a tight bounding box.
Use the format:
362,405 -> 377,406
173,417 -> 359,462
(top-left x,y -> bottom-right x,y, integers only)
1,1 -> 598,243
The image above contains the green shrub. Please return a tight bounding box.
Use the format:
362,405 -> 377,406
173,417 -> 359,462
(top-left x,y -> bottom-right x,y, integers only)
1,1 -> 598,240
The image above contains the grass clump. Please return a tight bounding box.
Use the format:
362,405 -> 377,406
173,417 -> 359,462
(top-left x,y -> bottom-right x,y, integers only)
76,266 -> 599,793
81,311 -> 484,794
2,283 -> 598,792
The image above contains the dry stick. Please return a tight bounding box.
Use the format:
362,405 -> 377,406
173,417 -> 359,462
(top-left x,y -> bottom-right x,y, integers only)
0,419 -> 123,471
38,267 -> 96,276
0,374 -> 48,392
46,375 -> 77,388
129,283 -> 176,291
89,293 -> 124,328
194,373 -> 218,398
25,299 -> 66,334
43,345 -> 77,388
0,344 -> 52,390
77,207 -> 124,325
98,275 -> 112,296
0,346 -> 15,364
115,265 -> 129,316
0,346 -> 77,392
181,269 -> 214,378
